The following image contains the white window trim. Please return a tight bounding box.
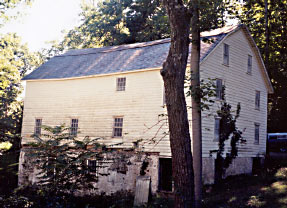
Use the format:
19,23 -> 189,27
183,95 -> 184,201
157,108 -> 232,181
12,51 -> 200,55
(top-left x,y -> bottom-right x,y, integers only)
87,159 -> 98,176
214,117 -> 220,141
247,54 -> 252,75
255,91 -> 260,110
70,118 -> 79,136
223,43 -> 230,66
254,123 -> 260,145
216,79 -> 223,100
34,118 -> 42,136
112,116 -> 124,138
116,77 -> 126,91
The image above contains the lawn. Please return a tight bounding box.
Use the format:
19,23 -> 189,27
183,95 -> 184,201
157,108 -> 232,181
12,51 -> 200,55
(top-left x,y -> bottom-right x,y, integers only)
203,160 -> 287,208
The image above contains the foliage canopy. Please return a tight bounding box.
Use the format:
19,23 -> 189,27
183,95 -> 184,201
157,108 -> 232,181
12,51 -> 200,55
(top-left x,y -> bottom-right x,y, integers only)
0,33 -> 40,148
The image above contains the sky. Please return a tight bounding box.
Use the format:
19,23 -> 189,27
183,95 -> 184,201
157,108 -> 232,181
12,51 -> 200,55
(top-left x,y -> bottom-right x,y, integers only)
0,0 -> 83,51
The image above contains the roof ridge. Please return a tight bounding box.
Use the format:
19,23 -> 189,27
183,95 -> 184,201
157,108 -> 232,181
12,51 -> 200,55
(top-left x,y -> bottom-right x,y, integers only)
57,38 -> 171,57
57,25 -> 239,58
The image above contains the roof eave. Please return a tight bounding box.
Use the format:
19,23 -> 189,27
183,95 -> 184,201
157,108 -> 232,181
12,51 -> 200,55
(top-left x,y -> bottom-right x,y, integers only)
200,24 -> 274,94
241,25 -> 274,94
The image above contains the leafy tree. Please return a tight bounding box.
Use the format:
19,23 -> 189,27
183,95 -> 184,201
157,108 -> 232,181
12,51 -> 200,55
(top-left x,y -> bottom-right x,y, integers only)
0,0 -> 33,24
199,0 -> 226,31
0,33 -> 40,148
125,0 -> 170,42
48,0 -> 229,53
28,125 -> 108,195
233,0 -> 287,132
56,0 -> 170,49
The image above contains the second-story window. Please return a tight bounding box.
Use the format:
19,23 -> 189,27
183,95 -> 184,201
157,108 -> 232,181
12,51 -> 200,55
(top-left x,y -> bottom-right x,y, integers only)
216,79 -> 223,99
255,91 -> 260,109
116,77 -> 126,91
247,55 -> 252,74
223,43 -> 229,66
34,118 -> 42,136
113,117 -> 123,137
70,119 -> 78,136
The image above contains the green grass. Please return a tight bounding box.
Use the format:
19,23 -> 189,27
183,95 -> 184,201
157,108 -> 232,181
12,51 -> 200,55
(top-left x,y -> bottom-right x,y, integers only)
202,163 -> 287,208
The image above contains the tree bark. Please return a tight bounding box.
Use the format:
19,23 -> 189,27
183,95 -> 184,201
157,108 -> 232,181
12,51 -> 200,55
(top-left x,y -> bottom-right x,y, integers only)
264,0 -> 269,68
161,1 -> 194,207
190,0 -> 202,207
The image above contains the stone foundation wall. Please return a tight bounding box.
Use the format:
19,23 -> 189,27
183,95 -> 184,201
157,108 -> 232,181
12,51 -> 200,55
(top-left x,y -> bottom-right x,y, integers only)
202,157 -> 215,184
224,157 -> 253,177
18,147 -> 159,195
202,157 -> 255,184
18,148 -> 42,187
18,146 -> 258,195
91,152 -> 159,195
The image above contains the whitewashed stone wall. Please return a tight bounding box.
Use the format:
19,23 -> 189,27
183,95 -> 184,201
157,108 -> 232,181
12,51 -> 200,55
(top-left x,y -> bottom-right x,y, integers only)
18,147 -> 159,195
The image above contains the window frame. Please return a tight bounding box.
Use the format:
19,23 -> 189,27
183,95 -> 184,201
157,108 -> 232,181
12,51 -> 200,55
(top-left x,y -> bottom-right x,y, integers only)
70,118 -> 79,136
254,123 -> 260,144
34,118 -> 42,136
247,55 -> 252,74
87,159 -> 97,172
214,117 -> 220,141
216,79 -> 223,100
112,116 -> 124,137
223,43 -> 230,66
255,91 -> 260,110
116,77 -> 126,91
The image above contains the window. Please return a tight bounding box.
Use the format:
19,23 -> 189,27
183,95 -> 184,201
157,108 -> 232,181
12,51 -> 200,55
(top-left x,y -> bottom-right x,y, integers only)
255,91 -> 260,109
247,55 -> 252,74
70,119 -> 78,136
34,118 -> 42,136
113,117 -> 123,137
116,77 -> 126,91
87,159 -> 97,172
214,118 -> 220,141
86,159 -> 99,178
223,43 -> 229,65
216,79 -> 223,99
254,123 -> 260,144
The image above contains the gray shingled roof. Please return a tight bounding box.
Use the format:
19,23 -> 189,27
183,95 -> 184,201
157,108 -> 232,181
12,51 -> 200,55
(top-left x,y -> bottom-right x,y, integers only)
23,25 -> 239,80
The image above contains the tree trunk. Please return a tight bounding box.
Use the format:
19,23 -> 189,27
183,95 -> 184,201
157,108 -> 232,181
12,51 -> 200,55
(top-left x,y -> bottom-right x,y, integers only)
190,0 -> 202,207
161,1 -> 194,207
264,0 -> 269,68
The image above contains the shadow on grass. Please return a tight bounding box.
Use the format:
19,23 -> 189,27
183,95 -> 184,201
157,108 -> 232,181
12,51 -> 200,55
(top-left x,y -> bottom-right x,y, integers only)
203,158 -> 287,208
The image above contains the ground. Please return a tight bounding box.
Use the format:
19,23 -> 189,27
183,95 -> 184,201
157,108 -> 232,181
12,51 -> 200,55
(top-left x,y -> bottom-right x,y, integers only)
203,166 -> 287,208
1,154 -> 287,207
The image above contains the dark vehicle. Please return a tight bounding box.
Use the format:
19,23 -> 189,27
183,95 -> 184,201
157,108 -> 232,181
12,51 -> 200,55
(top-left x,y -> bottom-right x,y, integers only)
267,133 -> 287,156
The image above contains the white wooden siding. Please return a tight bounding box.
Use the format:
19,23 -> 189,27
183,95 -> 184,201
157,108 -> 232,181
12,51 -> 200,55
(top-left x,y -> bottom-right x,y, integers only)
22,70 -> 173,155
200,29 -> 268,158
22,28 -> 269,158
